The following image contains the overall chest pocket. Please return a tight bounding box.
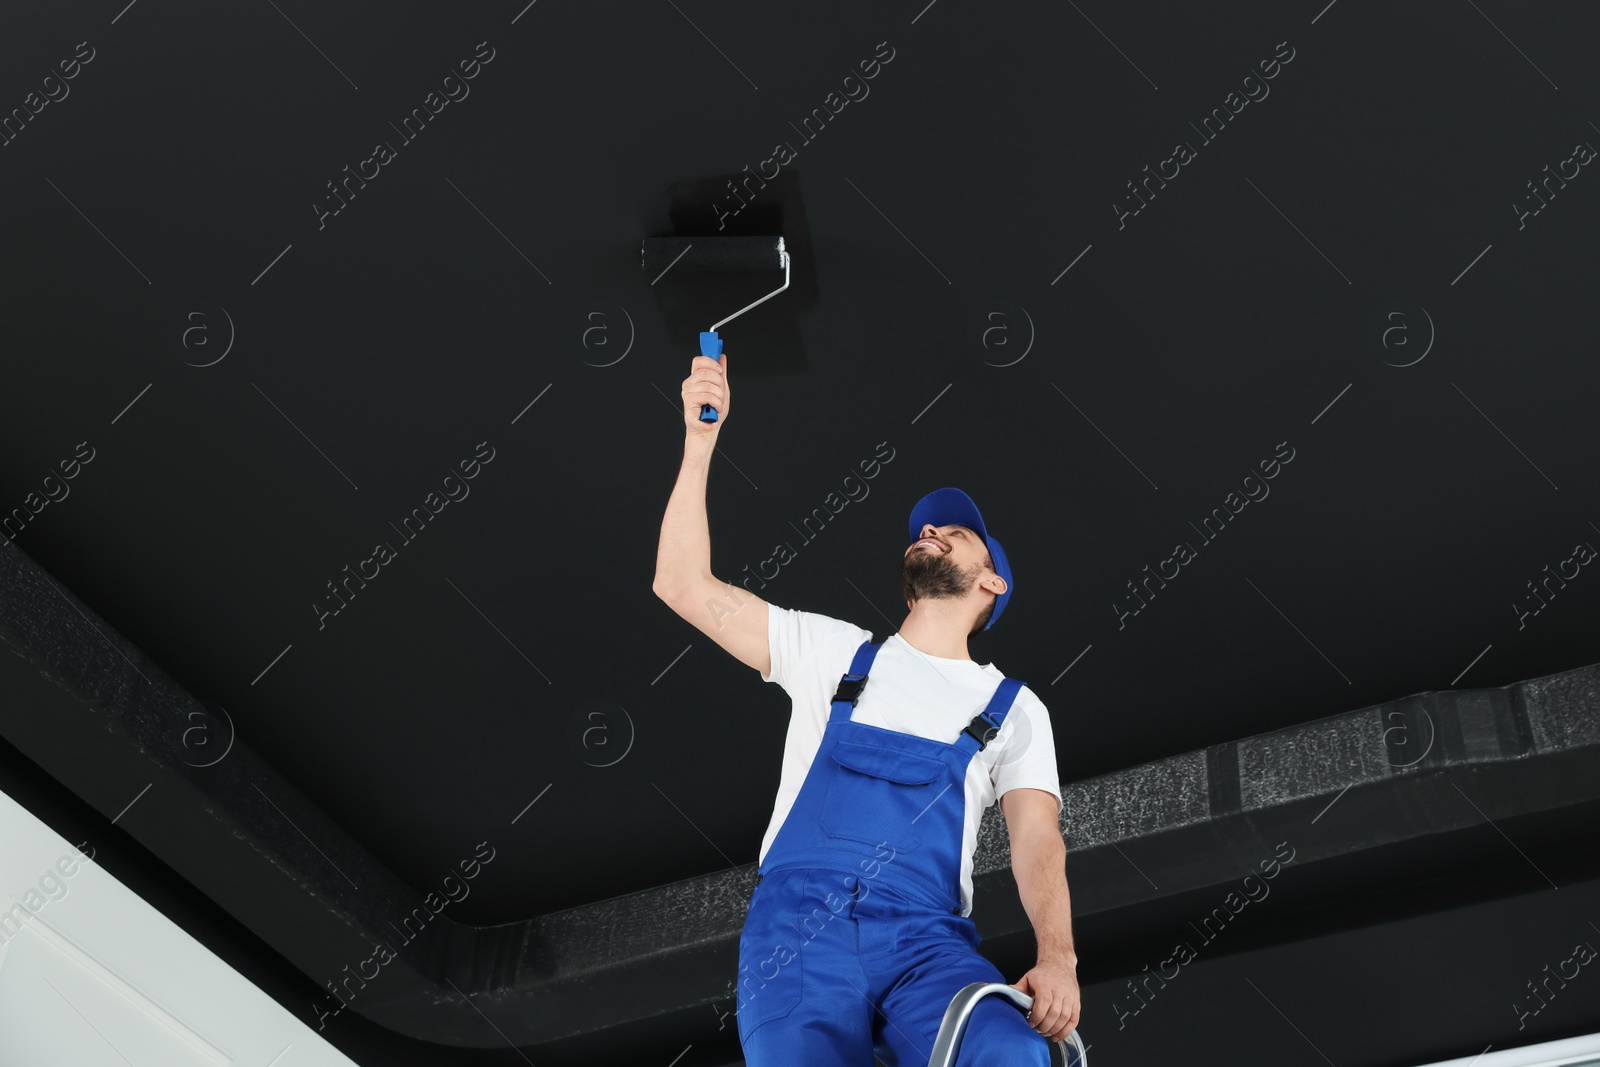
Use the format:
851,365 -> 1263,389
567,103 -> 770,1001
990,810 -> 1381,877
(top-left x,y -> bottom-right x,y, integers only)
819,739 -> 950,855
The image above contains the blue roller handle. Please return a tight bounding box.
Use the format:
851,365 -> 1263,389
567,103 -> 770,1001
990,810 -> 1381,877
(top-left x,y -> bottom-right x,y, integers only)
698,331 -> 723,423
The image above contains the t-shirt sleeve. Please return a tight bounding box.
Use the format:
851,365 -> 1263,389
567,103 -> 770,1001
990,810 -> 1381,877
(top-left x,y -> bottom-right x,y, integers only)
763,604 -> 875,698
992,688 -> 1064,815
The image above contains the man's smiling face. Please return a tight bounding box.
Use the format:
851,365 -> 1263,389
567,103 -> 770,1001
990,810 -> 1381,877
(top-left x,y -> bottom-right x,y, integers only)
901,523 -> 990,606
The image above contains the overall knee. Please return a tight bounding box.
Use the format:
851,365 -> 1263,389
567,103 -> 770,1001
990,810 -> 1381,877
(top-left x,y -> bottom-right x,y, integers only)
959,1029 -> 1052,1067
956,999 -> 1053,1067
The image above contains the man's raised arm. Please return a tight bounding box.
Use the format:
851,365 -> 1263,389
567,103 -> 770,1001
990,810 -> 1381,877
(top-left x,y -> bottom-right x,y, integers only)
652,353 -> 771,677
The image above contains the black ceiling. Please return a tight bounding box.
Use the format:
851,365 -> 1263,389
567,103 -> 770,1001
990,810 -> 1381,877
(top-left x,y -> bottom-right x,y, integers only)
2,0 -> 1598,1061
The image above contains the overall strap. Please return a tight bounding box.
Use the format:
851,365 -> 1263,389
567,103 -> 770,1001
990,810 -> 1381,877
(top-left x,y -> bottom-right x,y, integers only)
827,639 -> 883,723
956,677 -> 1027,756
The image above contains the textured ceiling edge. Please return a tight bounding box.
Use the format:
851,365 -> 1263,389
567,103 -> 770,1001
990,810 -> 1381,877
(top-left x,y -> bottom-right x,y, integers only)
2,538 -> 1596,1047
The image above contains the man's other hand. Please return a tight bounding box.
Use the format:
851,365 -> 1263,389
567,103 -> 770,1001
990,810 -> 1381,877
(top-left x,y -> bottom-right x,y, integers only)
1011,959 -> 1080,1043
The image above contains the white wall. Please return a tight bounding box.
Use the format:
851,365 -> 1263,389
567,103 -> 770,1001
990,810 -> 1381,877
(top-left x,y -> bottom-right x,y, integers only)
0,787 -> 360,1067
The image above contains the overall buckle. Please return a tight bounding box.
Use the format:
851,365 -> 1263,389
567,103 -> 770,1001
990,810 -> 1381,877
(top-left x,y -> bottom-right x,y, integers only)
963,711 -> 1001,750
832,673 -> 868,705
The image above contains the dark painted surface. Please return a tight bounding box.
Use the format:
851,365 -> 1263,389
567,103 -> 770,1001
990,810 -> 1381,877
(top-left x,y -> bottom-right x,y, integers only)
1,0 -> 1598,1061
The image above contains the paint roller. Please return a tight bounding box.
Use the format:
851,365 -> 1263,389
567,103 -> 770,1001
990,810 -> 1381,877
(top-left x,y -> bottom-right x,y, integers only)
640,235 -> 791,423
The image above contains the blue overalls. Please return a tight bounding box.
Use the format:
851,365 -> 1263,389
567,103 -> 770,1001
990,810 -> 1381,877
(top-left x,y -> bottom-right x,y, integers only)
736,639 -> 1052,1067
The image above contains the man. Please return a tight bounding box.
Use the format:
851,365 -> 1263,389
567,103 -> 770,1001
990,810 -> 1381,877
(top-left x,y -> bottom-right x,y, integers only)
653,352 -> 1080,1065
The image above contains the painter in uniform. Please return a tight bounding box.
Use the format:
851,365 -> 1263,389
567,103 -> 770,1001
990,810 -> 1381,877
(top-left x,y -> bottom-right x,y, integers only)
736,488 -> 1080,1066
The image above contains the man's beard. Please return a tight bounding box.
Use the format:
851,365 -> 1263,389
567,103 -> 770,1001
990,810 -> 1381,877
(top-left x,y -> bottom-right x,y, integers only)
901,547 -> 977,604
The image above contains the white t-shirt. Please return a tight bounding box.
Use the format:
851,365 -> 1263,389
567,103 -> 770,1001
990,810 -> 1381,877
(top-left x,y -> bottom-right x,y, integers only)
758,605 -> 1063,916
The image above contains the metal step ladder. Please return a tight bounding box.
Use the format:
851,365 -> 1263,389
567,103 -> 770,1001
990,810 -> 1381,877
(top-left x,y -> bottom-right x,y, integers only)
873,982 -> 1088,1067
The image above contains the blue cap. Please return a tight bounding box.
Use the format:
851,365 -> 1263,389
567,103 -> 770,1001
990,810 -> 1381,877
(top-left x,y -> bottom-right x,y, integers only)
907,487 -> 1013,631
